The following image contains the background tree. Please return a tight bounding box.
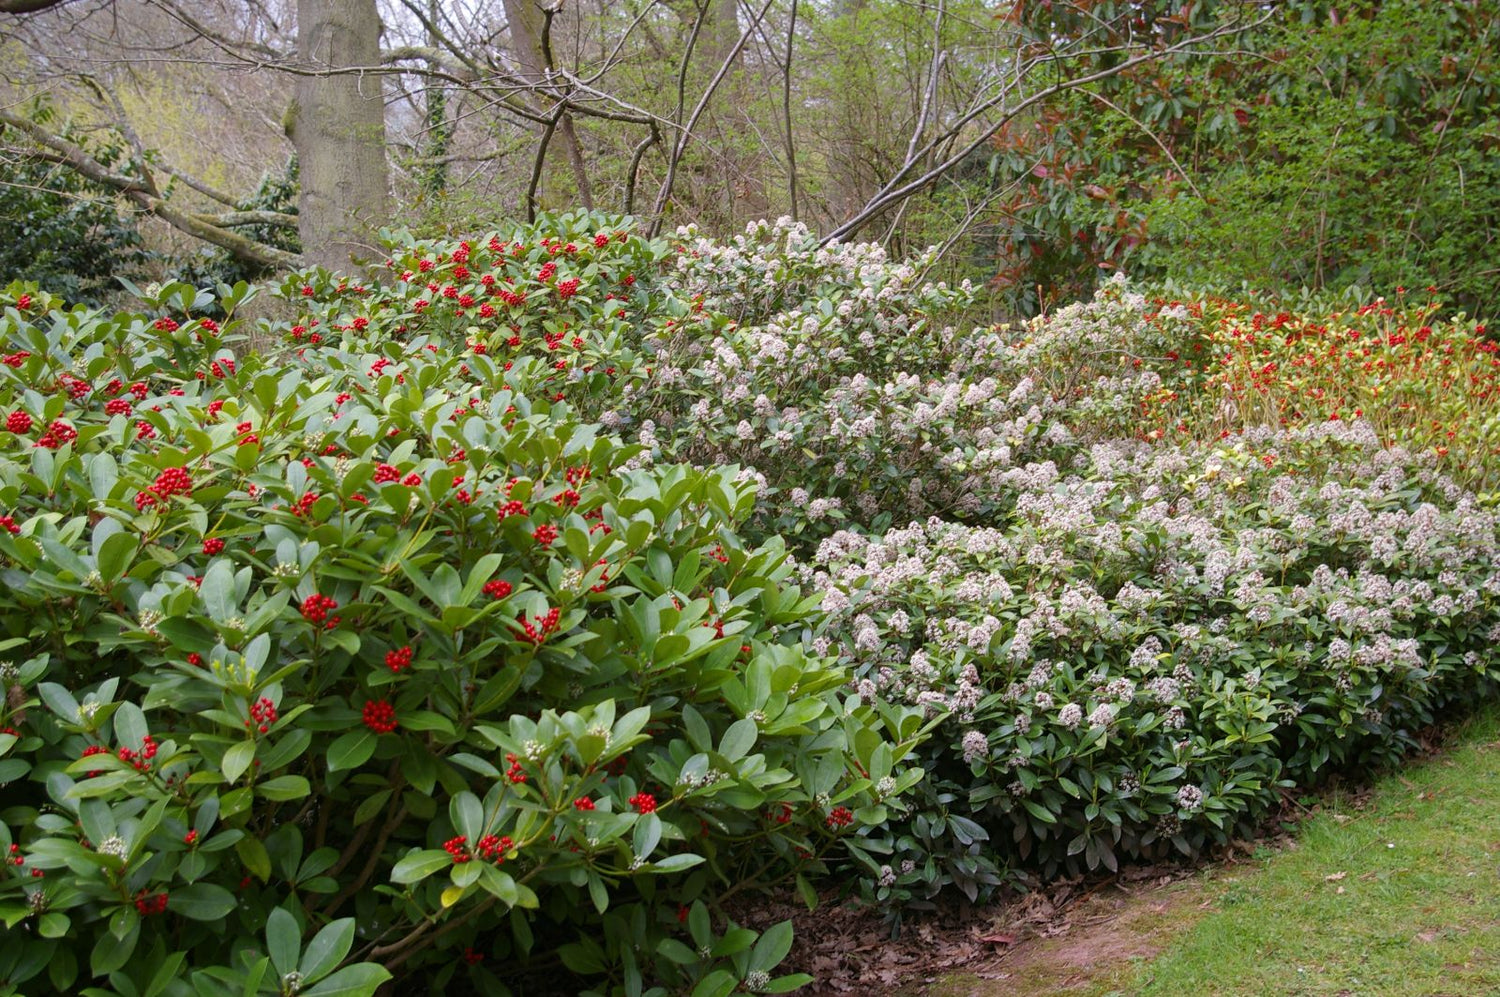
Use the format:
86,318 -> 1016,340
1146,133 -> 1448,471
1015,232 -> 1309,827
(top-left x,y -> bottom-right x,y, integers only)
0,0 -> 1267,298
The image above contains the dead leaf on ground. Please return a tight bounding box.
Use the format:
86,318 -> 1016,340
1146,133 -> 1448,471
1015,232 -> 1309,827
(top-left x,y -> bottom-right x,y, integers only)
1324,871 -> 1348,882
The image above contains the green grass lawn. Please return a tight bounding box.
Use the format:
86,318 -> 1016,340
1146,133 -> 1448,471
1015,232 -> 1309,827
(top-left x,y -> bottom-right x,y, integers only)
935,705 -> 1500,997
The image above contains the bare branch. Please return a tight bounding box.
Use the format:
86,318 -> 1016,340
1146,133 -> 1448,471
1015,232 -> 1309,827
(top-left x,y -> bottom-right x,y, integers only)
191,209 -> 299,228
822,9 -> 1274,246
649,0 -> 778,234
0,108 -> 299,270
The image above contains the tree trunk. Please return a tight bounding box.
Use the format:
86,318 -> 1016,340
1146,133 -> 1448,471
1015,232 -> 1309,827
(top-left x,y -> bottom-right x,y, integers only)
291,0 -> 390,271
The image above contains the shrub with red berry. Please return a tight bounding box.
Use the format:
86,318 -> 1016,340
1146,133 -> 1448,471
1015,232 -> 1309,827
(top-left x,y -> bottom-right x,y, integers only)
0,240 -> 908,997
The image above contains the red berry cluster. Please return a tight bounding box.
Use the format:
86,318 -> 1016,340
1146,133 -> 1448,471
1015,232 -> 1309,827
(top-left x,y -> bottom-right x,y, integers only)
825,806 -> 854,830
385,645 -> 413,672
202,537 -> 225,556
247,697 -> 278,734
80,744 -> 109,777
152,466 -> 194,499
118,734 -> 158,772
289,492 -> 318,517
591,559 -> 611,594
184,829 -> 199,846
556,278 -> 581,300
707,544 -> 730,564
531,523 -> 559,547
187,652 -> 204,667
105,398 -> 132,416
767,802 -> 793,825
517,608 -> 561,645
5,411 -> 31,434
443,835 -> 473,864
373,463 -> 400,483
629,792 -> 657,815
34,419 -> 77,450
153,317 -> 179,332
0,515 -> 19,536
554,489 -> 580,508
504,753 -> 527,784
497,500 -> 527,520
462,948 -> 484,966
362,699 -> 398,734
573,797 -> 596,811
58,373 -> 91,399
300,593 -> 339,626
476,834 -> 514,862
6,843 -> 40,878
537,261 -> 557,282
482,579 -> 513,601
134,891 -> 169,915
2,351 -> 30,367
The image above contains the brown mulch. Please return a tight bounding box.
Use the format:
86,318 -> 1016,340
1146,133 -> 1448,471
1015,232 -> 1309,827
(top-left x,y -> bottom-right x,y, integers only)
723,862 -> 1211,995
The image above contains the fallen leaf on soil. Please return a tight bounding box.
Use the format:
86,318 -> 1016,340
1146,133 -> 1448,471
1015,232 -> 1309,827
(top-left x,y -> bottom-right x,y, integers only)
979,932 -> 1018,946
1324,871 -> 1348,882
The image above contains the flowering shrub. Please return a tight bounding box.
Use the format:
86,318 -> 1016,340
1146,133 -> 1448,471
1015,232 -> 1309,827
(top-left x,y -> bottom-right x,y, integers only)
811,425 -> 1500,900
625,219 -> 1069,542
2,209 -> 1496,989
999,276 -> 1500,485
0,266 -> 923,995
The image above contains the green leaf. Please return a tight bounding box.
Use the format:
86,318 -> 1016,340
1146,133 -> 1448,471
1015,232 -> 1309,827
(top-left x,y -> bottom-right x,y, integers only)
719,717 -> 757,762
632,813 -> 661,860
142,951 -> 186,997
300,917 -> 357,984
171,882 -> 238,921
221,740 -> 255,784
390,849 -> 451,885
658,939 -> 699,966
112,702 -> 149,750
450,791 -> 483,841
90,917 -> 138,975
327,731 -> 376,772
96,531 -> 138,582
764,973 -> 816,993
651,854 -> 704,873
257,775 -> 311,801
37,682 -> 79,724
301,963 -> 393,997
750,920 -> 795,971
690,969 -> 737,997
237,835 -> 272,882
199,559 -> 238,621
266,907 -> 301,977
37,912 -> 69,938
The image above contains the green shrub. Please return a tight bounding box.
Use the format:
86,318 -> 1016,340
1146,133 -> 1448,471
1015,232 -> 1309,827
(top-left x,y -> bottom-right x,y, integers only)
0,220 -> 923,996
813,428 -> 1500,901
0,103 -> 148,306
